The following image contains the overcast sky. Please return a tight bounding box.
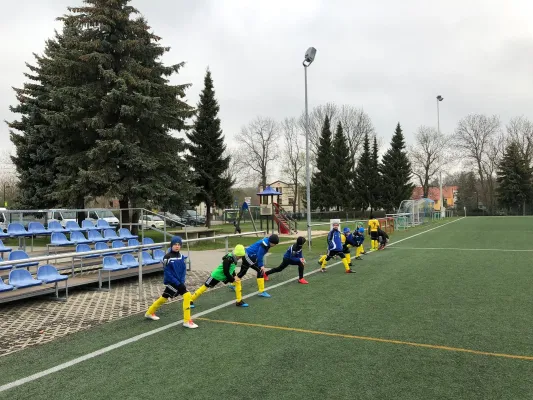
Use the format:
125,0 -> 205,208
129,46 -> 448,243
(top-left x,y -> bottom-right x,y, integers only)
1,0 -> 533,173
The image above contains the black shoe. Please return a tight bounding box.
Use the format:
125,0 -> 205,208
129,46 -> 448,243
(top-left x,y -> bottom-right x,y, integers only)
348,262 -> 353,267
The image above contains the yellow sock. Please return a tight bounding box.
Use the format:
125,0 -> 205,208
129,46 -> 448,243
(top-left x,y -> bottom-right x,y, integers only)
257,277 -> 265,293
356,246 -> 362,257
191,285 -> 207,302
147,296 -> 167,315
183,292 -> 192,321
342,258 -> 350,271
320,255 -> 328,269
346,253 -> 351,264
235,280 -> 243,302
319,255 -> 326,264
371,240 -> 376,250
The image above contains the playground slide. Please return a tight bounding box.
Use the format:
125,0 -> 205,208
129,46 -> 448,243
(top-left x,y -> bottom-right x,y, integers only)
273,214 -> 290,234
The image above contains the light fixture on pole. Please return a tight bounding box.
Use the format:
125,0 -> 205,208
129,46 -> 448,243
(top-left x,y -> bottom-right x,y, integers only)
303,47 -> 316,249
436,95 -> 444,217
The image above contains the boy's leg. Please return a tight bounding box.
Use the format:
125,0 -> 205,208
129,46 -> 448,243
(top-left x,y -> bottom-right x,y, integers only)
191,277 -> 219,303
251,264 -> 270,297
266,259 -> 291,276
338,252 -> 353,272
345,251 -> 351,266
178,284 -> 197,328
355,245 -> 363,259
297,262 -> 309,284
145,284 -> 177,319
321,252 -> 331,269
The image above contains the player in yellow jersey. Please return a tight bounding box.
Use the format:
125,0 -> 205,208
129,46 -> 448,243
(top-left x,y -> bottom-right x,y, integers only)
367,214 -> 380,251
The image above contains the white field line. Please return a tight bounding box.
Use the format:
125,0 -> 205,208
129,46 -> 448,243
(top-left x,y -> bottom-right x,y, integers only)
0,217 -> 463,393
392,247 -> 533,252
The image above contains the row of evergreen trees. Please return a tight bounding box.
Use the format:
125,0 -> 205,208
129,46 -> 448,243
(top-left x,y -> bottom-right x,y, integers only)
311,118 -> 413,213
8,1 -> 232,227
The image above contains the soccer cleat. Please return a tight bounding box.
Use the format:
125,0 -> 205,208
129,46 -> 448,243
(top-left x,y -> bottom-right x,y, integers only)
355,256 -> 363,260
145,312 -> 160,321
298,278 -> 309,284
183,320 -> 198,329
236,301 -> 249,307
258,291 -> 271,298
320,268 -> 327,273
228,284 -> 236,291
345,269 -> 356,274
190,302 -> 195,309
263,273 -> 269,281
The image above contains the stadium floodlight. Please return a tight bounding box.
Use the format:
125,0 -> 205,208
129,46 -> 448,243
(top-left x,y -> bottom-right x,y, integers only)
303,47 -> 317,249
436,95 -> 444,217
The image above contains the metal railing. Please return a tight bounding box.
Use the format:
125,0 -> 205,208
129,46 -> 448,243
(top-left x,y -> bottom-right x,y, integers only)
0,230 -> 265,301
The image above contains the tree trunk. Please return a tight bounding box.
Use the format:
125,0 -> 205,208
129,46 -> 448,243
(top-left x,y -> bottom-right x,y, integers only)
206,201 -> 211,228
131,198 -> 139,235
293,181 -> 297,213
75,195 -> 85,226
119,197 -> 130,230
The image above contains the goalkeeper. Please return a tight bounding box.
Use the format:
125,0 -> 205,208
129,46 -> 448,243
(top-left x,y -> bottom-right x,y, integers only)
190,245 -> 249,308
265,236 -> 308,284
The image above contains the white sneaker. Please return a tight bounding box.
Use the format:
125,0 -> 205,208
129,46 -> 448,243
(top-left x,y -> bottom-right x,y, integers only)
183,320 -> 198,329
145,312 -> 160,321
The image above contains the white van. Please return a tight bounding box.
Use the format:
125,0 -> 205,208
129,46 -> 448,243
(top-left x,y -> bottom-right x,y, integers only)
47,209 -> 78,228
86,209 -> 120,227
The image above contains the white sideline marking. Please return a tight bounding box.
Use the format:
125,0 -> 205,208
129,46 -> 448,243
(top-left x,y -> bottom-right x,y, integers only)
0,218 -> 463,393
392,247 -> 533,252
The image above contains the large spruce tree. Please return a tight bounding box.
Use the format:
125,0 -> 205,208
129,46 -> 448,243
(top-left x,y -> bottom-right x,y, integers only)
380,123 -> 414,212
331,122 -> 350,210
354,133 -> 373,211
311,116 -> 335,210
186,69 -> 232,227
496,141 -> 532,214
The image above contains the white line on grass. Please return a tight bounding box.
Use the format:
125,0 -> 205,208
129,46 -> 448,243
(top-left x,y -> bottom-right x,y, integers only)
0,217 -> 464,393
392,247 -> 533,252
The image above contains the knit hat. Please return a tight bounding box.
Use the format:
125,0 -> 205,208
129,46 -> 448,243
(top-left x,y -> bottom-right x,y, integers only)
296,236 -> 306,246
170,236 -> 183,246
268,234 -> 279,245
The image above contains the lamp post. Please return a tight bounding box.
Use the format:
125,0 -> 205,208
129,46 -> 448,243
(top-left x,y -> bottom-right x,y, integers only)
2,183 -> 9,207
436,95 -> 444,217
303,47 -> 316,249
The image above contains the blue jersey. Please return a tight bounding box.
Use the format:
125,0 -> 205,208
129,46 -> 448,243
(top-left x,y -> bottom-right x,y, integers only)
344,233 -> 358,247
163,251 -> 187,287
327,229 -> 343,251
245,238 -> 272,267
283,245 -> 304,263
353,233 -> 364,247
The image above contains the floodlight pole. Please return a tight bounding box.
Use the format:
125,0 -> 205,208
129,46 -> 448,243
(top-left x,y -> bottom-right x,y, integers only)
437,95 -> 444,217
303,48 -> 316,249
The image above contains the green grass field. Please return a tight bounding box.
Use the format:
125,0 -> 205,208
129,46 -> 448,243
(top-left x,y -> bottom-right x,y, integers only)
1,217 -> 533,399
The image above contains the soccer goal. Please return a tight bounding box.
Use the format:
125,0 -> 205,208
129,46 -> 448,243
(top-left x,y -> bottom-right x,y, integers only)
394,198 -> 436,227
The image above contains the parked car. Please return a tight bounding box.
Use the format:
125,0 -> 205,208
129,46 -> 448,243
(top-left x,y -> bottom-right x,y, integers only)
161,212 -> 186,227
140,215 -> 165,229
181,210 -> 206,226
86,209 -> 120,227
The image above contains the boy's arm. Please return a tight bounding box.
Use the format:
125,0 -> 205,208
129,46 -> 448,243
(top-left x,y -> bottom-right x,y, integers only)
222,258 -> 235,282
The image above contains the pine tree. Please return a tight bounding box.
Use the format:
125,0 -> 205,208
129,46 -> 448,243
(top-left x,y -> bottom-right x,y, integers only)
496,141 -> 532,214
311,116 -> 335,210
331,122 -> 350,210
371,135 -> 381,210
380,123 -> 414,212
455,171 -> 478,212
54,1 -> 196,226
186,69 -> 232,228
354,133 -> 373,211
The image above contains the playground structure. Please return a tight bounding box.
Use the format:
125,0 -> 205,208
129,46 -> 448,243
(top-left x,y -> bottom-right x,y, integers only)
257,186 -> 298,235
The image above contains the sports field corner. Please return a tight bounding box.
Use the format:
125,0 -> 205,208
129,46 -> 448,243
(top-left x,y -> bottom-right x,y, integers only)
1,216 -> 533,399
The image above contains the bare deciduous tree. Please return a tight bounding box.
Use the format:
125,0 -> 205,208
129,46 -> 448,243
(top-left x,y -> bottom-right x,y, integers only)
280,117 -> 305,213
0,150 -> 18,207
454,114 -> 501,212
409,126 -> 451,198
506,116 -> 533,164
235,117 -> 280,190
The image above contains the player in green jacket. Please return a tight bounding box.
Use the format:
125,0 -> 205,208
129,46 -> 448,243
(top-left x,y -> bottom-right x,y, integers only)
190,244 -> 249,308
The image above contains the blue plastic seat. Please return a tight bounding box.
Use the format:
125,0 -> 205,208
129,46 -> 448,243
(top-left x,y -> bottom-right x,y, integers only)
119,228 -> 138,240
9,269 -> 43,288
0,240 -> 12,255
50,232 -> 73,247
141,251 -> 160,266
111,240 -> 133,254
76,244 -> 98,259
96,219 -> 111,229
0,230 -> 8,239
0,278 -> 14,292
142,237 -> 163,250
65,221 -> 84,231
127,239 -> 140,248
37,265 -> 68,283
81,220 -> 99,231
121,254 -> 139,268
70,231 -> 90,244
88,230 -> 108,243
47,221 -> 66,233
28,222 -> 50,236
7,223 -> 29,237
95,242 -> 117,256
103,229 -> 122,241
8,250 -> 39,269
99,256 -> 128,290
153,249 -> 165,262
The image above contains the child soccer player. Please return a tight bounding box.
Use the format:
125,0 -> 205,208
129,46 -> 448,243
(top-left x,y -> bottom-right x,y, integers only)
265,236 -> 308,284
367,215 -> 380,251
377,228 -> 389,250
318,222 -> 355,273
145,236 -> 197,329
235,234 -> 279,297
353,227 -> 365,259
342,227 -> 363,266
190,245 -> 249,307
